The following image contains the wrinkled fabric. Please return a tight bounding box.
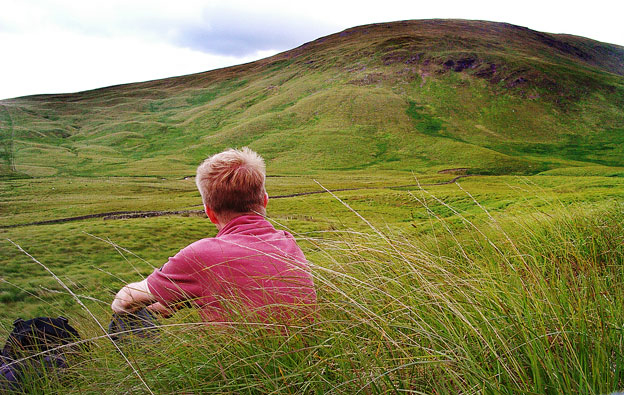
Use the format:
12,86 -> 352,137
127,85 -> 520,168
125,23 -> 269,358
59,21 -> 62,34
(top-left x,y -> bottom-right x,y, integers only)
147,215 -> 316,322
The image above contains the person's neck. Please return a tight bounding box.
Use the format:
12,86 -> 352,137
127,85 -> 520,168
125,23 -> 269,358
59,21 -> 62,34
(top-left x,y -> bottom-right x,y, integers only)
214,211 -> 264,230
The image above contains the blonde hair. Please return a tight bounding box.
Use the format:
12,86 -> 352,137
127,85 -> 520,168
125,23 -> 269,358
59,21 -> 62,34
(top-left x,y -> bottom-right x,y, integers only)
196,147 -> 266,216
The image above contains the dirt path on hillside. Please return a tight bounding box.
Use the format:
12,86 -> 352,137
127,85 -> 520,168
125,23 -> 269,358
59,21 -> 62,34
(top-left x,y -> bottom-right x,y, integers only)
1,174 -> 472,229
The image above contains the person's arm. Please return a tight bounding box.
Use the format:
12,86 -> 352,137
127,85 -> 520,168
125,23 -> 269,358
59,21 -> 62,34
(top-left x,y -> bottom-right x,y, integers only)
111,279 -> 156,313
147,301 -> 173,317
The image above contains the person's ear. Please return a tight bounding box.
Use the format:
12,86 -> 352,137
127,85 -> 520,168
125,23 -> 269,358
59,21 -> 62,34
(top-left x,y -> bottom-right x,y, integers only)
263,192 -> 269,208
204,204 -> 219,225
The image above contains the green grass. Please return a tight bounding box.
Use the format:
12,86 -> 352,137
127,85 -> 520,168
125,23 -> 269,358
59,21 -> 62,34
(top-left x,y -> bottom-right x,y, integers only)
1,18 -> 624,393
2,181 -> 623,393
2,20 -> 623,179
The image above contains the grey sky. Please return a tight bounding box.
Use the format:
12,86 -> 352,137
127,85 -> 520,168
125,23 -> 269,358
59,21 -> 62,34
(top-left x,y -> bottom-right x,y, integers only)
172,5 -> 336,56
1,0 -> 622,100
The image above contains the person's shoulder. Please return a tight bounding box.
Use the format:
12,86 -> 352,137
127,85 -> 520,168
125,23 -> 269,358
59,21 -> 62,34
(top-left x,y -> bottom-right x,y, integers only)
187,237 -> 218,247
179,237 -> 222,256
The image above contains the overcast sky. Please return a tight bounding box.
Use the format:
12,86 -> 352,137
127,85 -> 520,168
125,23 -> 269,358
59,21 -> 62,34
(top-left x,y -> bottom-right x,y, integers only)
1,0 -> 622,100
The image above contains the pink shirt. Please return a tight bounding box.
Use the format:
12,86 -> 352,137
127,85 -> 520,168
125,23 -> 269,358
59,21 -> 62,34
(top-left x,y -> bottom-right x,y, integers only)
146,215 -> 316,322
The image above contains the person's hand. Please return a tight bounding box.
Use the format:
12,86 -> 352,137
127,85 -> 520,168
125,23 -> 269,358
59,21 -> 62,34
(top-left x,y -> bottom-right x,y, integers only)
111,286 -> 135,313
147,302 -> 173,317
111,279 -> 155,313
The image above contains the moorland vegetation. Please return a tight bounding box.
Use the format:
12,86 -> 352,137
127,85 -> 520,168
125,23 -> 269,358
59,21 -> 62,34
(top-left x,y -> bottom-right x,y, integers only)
1,19 -> 624,393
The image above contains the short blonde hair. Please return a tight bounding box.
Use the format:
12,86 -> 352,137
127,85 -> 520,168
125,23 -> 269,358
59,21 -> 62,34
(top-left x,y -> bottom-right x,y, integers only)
196,147 -> 266,215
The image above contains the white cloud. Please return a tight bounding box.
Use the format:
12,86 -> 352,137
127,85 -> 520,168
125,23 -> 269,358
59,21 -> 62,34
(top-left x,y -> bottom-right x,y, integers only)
0,30 -> 278,99
171,4 -> 337,56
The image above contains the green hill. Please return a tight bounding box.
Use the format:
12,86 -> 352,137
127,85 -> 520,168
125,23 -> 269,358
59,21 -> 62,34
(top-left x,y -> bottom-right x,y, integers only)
1,19 -> 623,178
2,20 -> 624,393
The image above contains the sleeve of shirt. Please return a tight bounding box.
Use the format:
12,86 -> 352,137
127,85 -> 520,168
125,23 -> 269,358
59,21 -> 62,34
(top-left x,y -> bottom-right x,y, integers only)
146,243 -> 206,307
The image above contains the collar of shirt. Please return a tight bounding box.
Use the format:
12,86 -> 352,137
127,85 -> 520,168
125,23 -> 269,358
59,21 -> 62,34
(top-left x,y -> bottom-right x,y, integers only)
216,214 -> 271,237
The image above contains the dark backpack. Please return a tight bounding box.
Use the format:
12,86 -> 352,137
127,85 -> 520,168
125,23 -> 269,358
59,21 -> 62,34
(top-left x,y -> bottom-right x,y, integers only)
0,316 -> 82,392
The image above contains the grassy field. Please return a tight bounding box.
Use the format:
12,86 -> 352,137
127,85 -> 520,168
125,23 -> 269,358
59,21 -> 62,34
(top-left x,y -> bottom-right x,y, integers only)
1,170 -> 624,393
1,18 -> 624,393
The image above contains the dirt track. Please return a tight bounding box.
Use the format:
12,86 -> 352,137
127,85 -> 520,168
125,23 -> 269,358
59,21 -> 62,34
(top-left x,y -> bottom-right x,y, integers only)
2,175 -> 471,229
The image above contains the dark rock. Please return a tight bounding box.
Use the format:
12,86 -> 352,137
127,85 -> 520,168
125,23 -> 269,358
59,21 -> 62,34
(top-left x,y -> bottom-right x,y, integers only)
454,58 -> 476,72
405,54 -> 420,64
509,77 -> 528,87
475,63 -> 497,78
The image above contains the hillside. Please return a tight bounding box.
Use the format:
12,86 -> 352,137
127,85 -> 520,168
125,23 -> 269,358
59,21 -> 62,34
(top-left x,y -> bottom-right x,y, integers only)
2,19 -> 624,393
1,19 -> 624,178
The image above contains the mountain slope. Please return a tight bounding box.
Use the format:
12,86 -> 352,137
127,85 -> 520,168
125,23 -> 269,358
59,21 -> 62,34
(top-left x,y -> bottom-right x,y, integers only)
1,19 -> 623,178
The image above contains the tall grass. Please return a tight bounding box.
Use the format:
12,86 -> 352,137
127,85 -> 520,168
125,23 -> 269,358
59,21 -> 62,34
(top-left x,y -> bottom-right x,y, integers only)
6,198 -> 624,394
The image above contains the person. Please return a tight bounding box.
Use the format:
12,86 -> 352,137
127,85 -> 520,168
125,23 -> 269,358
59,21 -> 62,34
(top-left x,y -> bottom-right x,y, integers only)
111,147 -> 316,323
